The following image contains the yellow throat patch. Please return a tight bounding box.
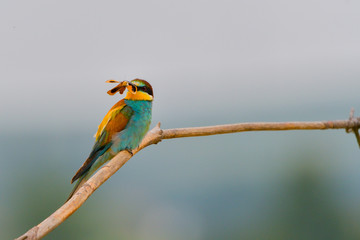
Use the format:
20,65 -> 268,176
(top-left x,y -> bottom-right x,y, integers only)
124,89 -> 153,101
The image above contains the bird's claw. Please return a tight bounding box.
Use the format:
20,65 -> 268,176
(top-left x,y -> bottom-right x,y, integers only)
126,149 -> 134,156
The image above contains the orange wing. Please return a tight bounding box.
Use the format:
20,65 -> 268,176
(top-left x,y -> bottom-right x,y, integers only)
71,99 -> 133,183
95,99 -> 127,141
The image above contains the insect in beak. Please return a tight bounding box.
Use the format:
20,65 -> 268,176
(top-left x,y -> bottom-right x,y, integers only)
105,80 -> 119,84
106,80 -> 129,95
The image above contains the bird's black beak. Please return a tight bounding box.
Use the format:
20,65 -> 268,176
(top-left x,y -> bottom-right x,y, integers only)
127,82 -> 137,94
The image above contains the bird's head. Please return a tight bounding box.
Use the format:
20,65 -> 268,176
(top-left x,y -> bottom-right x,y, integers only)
106,78 -> 153,101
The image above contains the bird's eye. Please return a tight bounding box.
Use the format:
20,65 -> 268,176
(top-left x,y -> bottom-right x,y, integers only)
131,85 -> 137,93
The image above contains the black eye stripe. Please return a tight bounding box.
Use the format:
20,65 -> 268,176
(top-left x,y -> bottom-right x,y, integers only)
137,86 -> 153,96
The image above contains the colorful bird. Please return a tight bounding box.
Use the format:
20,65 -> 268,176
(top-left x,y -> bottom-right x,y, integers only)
67,79 -> 153,201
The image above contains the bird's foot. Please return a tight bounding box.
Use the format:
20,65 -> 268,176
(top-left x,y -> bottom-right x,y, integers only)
125,149 -> 134,156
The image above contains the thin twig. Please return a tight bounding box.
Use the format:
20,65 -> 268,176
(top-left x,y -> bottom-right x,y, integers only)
15,113 -> 360,240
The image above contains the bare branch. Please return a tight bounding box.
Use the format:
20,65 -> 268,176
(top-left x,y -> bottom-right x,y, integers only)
15,114 -> 360,240
162,120 -> 359,139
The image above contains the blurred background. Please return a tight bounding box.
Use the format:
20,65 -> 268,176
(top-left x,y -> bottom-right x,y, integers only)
1,0 -> 360,239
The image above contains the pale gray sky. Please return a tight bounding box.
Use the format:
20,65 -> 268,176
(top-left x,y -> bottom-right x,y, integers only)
1,0 -> 359,132
1,2 -> 360,238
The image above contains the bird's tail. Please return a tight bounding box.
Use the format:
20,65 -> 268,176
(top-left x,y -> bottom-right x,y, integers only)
66,173 -> 89,202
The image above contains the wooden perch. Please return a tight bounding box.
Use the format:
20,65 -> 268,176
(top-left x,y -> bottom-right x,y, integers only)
15,110 -> 360,240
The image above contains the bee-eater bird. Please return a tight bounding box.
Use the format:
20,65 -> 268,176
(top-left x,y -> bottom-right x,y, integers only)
67,79 -> 153,201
